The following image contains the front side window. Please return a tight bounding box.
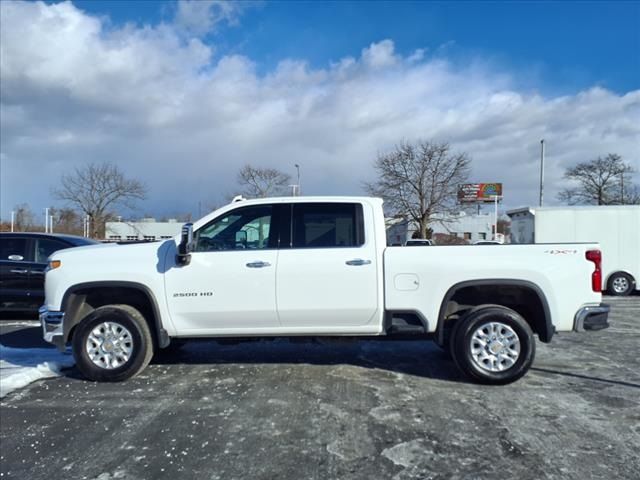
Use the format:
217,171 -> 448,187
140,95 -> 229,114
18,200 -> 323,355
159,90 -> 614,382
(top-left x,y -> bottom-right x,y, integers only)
35,238 -> 70,263
0,238 -> 28,262
195,206 -> 274,252
292,203 -> 364,248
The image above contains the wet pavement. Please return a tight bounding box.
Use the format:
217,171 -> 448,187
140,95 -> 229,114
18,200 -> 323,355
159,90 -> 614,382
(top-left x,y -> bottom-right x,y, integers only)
1,296 -> 639,480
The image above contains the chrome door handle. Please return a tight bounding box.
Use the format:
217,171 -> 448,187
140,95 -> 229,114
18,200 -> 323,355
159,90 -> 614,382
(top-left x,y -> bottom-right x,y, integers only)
345,259 -> 371,266
246,261 -> 271,268
10,269 -> 29,274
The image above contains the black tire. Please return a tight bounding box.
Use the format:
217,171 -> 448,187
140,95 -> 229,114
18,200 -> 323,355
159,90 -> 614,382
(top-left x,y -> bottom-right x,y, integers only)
72,305 -> 154,382
607,272 -> 635,296
450,305 -> 535,385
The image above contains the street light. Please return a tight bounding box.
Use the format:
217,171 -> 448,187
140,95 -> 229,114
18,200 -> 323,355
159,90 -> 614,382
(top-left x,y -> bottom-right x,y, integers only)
539,139 -> 545,207
294,164 -> 300,196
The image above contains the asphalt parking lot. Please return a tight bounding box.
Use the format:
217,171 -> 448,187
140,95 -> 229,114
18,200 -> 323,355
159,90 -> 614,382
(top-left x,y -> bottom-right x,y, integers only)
1,296 -> 639,480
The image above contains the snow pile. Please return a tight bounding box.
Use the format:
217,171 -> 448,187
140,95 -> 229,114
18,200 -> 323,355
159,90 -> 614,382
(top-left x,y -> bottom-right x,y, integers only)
0,344 -> 75,398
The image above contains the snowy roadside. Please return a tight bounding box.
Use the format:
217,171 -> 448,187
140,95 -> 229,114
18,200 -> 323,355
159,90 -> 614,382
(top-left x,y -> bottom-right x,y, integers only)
0,344 -> 74,398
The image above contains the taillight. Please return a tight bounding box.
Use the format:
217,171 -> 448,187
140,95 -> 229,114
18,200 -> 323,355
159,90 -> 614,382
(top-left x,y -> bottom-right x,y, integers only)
586,250 -> 602,292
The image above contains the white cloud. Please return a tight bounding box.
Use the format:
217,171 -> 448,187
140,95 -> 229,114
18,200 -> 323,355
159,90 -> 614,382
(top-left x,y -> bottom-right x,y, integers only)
362,39 -> 399,68
174,0 -> 252,36
1,1 -> 639,219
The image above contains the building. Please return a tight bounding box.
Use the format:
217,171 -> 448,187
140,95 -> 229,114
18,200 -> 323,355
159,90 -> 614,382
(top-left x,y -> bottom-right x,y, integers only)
105,218 -> 182,242
386,212 -> 494,245
506,207 -> 535,244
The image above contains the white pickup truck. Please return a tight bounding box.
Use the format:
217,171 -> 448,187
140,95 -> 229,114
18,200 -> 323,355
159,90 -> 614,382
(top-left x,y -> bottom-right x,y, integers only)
40,196 -> 609,384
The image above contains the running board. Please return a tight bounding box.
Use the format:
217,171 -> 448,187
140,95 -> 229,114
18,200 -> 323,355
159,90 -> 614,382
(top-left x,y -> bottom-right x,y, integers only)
387,324 -> 427,335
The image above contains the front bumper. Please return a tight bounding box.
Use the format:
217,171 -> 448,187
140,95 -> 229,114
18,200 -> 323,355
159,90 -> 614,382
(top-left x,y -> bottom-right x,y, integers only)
574,303 -> 610,332
39,305 -> 66,350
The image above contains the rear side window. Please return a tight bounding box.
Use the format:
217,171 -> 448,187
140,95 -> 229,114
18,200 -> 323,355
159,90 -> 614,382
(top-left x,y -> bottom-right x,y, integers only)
0,238 -> 28,262
292,203 -> 364,248
35,238 -> 70,263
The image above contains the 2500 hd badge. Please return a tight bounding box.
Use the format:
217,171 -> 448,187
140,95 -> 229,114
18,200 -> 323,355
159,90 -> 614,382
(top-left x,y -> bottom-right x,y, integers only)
173,291 -> 214,297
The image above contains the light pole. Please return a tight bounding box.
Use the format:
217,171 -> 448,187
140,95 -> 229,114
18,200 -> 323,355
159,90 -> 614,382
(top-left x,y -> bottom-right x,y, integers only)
10,211 -> 15,232
44,207 -> 50,233
294,164 -> 300,196
492,195 -> 502,241
539,139 -> 545,207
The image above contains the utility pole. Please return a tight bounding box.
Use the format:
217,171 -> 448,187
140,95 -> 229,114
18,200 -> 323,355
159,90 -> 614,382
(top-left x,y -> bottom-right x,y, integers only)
10,211 -> 15,232
294,164 -> 301,196
539,139 -> 545,207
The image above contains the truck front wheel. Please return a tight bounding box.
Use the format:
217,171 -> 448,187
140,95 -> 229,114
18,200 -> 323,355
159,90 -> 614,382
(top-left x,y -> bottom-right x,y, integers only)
72,305 -> 154,382
451,306 -> 535,385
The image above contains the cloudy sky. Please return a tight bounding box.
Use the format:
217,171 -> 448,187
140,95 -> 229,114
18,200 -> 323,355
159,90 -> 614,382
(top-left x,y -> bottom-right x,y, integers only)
1,0 -> 639,221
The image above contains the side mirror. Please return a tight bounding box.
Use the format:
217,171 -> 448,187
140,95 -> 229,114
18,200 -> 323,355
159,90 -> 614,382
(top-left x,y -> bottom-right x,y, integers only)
176,223 -> 194,266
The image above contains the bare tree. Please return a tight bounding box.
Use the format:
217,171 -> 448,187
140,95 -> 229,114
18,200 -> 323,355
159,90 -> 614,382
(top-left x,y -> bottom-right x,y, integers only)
12,203 -> 37,232
558,154 -> 639,205
53,162 -> 147,238
365,140 -> 471,238
53,207 -> 83,235
237,165 -> 291,198
497,218 -> 511,237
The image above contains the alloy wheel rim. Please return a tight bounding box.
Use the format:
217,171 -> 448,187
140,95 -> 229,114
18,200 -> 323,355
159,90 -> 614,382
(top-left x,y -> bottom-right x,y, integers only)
85,321 -> 134,369
470,322 -> 521,372
612,277 -> 629,293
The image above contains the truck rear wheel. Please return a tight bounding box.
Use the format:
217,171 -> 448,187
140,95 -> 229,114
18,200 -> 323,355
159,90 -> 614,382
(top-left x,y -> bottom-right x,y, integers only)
607,272 -> 634,296
72,305 -> 154,382
451,306 -> 535,385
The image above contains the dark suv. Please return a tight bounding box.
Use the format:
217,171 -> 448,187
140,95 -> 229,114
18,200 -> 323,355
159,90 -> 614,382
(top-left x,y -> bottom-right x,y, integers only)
0,232 -> 98,314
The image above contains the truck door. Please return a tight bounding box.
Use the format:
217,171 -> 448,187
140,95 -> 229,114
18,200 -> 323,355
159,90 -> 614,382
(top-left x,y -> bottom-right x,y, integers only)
276,202 -> 379,328
164,204 -> 282,332
0,236 -> 37,311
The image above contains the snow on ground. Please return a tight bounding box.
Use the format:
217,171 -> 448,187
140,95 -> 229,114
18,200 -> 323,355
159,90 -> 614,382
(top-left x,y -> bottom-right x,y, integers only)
0,344 -> 74,398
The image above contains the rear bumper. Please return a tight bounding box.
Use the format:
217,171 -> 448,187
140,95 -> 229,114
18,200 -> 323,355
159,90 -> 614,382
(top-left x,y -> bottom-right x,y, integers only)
39,305 -> 66,350
573,303 -> 610,332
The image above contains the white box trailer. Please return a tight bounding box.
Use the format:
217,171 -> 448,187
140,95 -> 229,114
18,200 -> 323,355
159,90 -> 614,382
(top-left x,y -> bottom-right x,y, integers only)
508,206 -> 640,296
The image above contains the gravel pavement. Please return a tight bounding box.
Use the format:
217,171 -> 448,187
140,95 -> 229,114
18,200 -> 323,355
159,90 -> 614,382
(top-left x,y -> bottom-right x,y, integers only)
1,296 -> 639,480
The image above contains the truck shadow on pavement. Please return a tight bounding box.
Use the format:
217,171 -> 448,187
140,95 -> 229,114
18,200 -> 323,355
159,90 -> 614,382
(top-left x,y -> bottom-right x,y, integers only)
152,338 -> 469,383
